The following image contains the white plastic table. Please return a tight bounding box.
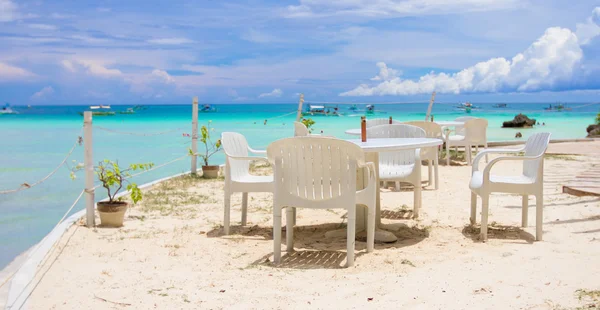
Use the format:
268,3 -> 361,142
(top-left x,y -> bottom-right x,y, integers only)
325,138 -> 444,243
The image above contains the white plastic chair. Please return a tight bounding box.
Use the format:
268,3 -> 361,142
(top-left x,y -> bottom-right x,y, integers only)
404,121 -> 444,189
453,116 -> 476,135
446,118 -> 488,166
366,118 -> 400,128
367,124 -> 426,217
469,132 -> 551,241
221,132 -> 274,235
267,137 -> 377,267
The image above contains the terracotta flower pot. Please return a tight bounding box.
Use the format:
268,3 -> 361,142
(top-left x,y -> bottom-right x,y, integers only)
202,165 -> 219,179
97,201 -> 128,227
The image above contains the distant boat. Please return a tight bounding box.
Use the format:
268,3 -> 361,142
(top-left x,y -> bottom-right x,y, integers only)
133,105 -> 148,110
366,104 -> 375,114
493,103 -> 508,108
0,103 -> 17,115
544,103 -> 571,111
302,104 -> 341,117
200,104 -> 218,113
118,108 -> 136,115
78,111 -> 116,116
348,104 -> 358,111
90,105 -> 111,110
457,102 -> 478,113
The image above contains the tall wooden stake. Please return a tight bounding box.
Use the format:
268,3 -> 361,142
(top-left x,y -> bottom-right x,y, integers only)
425,91 -> 436,121
295,93 -> 304,122
191,97 -> 199,174
83,112 -> 95,227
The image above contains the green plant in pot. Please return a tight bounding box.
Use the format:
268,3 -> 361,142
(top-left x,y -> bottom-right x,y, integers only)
190,121 -> 222,179
301,118 -> 316,133
73,160 -> 153,227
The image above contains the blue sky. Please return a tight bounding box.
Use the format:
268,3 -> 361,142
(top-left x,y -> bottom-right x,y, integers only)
1,0 -> 600,105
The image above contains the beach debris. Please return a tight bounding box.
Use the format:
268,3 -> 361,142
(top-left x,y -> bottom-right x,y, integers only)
94,294 -> 132,306
515,132 -> 523,138
502,114 -> 536,128
367,297 -> 374,301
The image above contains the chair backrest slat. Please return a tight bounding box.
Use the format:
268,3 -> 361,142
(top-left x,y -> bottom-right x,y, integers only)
294,122 -> 309,137
268,137 -> 362,201
464,118 -> 488,145
221,132 -> 251,181
522,132 -> 551,179
454,116 -> 476,135
367,124 -> 425,165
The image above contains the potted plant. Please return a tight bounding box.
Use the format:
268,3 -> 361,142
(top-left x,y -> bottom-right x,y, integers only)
301,118 -> 316,133
190,121 -> 222,179
72,160 -> 153,227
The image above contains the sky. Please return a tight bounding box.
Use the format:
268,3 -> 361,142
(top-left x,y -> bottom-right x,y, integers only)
1,0 -> 600,105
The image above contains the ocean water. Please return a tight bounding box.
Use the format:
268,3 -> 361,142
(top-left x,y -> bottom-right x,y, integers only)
0,102 -> 598,269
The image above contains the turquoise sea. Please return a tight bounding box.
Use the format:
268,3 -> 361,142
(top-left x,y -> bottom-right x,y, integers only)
0,102 -> 598,269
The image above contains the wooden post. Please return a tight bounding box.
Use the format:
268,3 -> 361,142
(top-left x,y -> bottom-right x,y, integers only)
295,93 -> 304,122
191,97 -> 198,174
425,91 -> 436,121
83,112 -> 95,227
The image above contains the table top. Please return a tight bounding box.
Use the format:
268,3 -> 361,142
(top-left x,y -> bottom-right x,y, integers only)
435,121 -> 464,126
345,121 -> 464,135
346,138 -> 443,152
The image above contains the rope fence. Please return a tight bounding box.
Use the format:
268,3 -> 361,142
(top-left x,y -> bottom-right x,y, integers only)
95,126 -> 184,136
0,130 -> 83,195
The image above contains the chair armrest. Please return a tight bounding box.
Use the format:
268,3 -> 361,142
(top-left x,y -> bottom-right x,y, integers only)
472,147 -> 526,172
482,154 -> 543,180
228,155 -> 269,164
248,147 -> 266,155
357,161 -> 377,180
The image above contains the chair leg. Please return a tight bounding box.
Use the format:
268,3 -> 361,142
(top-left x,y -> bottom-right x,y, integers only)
535,194 -> 543,241
470,192 -> 477,225
480,195 -> 489,241
273,206 -> 282,264
224,193 -> 231,235
446,143 -> 450,166
466,146 -> 472,165
241,192 -> 248,226
366,205 -> 375,253
485,143 -> 489,163
434,149 -> 439,190
286,207 -> 294,252
428,160 -> 433,187
346,205 -> 356,267
395,181 -> 400,191
521,195 -> 528,227
292,207 -> 297,226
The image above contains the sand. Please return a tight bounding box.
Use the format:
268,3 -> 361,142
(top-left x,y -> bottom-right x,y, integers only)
17,141 -> 600,309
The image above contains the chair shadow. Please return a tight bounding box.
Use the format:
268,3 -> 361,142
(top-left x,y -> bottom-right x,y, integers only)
573,228 -> 600,234
461,224 -> 535,244
380,209 -> 414,220
206,224 -> 273,240
251,250 -> 356,269
547,215 -> 600,225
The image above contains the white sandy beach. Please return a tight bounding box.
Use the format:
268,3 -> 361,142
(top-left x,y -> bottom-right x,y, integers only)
14,141 -> 600,309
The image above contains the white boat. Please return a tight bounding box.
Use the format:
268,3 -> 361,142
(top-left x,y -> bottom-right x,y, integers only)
90,105 -> 111,110
1,103 -> 17,114
302,104 -> 341,116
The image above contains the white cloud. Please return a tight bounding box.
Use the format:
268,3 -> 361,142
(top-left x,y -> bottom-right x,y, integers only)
241,29 -> 278,43
30,86 -> 54,100
284,0 -> 522,18
370,62 -> 400,81
0,62 -> 34,81
0,0 -> 17,22
61,59 -> 122,78
258,88 -> 283,98
341,23 -> 593,96
576,7 -> 600,45
27,24 -> 57,30
147,37 -> 194,45
50,13 -> 73,19
151,69 -> 174,84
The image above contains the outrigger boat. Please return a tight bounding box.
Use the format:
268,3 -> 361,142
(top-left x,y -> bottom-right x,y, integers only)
302,104 -> 341,117
492,103 -> 508,108
79,104 -> 115,116
0,103 -> 17,115
348,104 -> 358,111
200,104 -> 218,113
118,108 -> 136,115
544,103 -> 571,111
457,102 -> 479,113
90,105 -> 111,110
